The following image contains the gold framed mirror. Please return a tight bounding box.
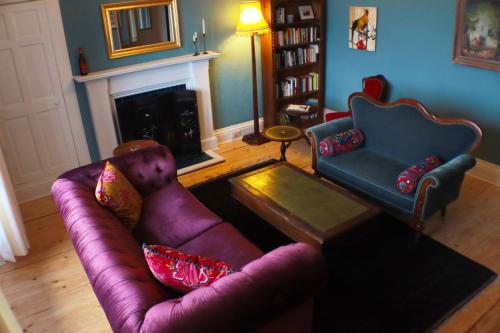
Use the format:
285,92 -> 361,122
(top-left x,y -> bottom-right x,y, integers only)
101,0 -> 181,59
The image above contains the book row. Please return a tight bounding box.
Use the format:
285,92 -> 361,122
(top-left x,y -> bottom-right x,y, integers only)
277,73 -> 320,98
274,27 -> 319,47
275,45 -> 319,69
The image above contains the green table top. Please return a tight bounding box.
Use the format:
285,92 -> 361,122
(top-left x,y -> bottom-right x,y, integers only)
241,164 -> 370,233
263,125 -> 304,142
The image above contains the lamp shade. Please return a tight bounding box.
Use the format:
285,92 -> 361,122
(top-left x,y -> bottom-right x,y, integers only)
236,1 -> 269,35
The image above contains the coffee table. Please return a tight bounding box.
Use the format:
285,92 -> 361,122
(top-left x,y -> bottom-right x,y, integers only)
229,162 -> 380,250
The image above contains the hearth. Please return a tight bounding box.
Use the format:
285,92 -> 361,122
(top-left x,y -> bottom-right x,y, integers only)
114,85 -> 218,171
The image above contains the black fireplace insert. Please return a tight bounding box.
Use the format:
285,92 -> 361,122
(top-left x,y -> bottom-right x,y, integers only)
115,85 -> 212,169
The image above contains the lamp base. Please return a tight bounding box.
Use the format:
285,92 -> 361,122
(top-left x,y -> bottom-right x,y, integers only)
242,132 -> 270,146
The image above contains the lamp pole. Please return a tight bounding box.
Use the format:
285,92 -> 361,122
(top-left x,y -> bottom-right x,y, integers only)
251,33 -> 258,135
243,32 -> 269,145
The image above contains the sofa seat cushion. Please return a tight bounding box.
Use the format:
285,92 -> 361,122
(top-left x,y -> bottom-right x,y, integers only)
178,223 -> 264,269
133,180 -> 223,248
317,149 -> 415,214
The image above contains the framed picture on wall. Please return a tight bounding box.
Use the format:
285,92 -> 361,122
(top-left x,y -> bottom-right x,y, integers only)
453,0 -> 499,71
298,6 -> 315,20
349,7 -> 377,52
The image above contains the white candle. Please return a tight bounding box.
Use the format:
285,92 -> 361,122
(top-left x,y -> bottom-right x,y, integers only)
202,19 -> 206,34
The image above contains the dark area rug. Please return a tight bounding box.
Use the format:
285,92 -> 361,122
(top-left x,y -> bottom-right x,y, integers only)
189,160 -> 497,333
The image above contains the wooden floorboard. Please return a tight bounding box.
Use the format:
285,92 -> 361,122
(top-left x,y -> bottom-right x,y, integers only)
1,139 -> 499,332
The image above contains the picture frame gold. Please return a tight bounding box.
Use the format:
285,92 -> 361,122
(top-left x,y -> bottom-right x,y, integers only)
453,0 -> 499,71
101,0 -> 181,59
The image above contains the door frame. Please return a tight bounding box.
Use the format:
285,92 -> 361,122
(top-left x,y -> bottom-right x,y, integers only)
44,0 -> 91,165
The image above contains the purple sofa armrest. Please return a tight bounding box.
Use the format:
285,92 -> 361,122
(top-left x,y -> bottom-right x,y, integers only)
140,243 -> 327,333
51,178 -> 173,332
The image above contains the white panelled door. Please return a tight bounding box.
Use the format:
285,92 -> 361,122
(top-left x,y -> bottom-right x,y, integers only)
0,1 -> 79,202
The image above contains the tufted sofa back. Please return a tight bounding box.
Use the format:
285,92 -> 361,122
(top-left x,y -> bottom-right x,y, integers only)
349,94 -> 482,165
58,145 -> 177,197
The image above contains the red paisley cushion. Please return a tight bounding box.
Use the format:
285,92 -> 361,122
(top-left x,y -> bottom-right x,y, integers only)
143,244 -> 237,293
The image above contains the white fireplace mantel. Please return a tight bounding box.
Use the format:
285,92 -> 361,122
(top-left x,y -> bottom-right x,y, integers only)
74,51 -> 221,159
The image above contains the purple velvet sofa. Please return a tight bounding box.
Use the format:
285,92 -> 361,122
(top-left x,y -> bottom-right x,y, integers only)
51,146 -> 327,333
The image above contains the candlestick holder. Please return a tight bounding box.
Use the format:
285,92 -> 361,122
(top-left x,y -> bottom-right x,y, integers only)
202,33 -> 208,54
193,39 -> 200,56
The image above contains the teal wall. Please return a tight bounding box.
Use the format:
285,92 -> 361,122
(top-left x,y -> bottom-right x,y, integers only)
325,0 -> 500,164
62,0 -> 500,164
59,0 -> 262,161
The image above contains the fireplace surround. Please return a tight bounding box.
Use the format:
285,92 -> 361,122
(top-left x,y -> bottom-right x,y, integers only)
74,52 -> 223,173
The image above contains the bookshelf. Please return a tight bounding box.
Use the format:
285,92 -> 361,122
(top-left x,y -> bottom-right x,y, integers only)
261,0 -> 326,129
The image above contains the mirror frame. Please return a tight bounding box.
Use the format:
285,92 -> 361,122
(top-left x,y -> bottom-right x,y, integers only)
101,0 -> 181,59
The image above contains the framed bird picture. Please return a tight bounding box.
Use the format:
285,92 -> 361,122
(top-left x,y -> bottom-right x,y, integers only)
349,6 -> 378,51
453,0 -> 499,71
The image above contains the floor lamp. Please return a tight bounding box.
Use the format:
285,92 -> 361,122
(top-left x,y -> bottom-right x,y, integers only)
236,1 -> 270,145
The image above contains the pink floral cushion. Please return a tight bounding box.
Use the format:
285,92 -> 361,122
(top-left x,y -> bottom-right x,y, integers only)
95,161 -> 142,229
397,156 -> 442,193
319,129 -> 364,157
143,244 -> 237,293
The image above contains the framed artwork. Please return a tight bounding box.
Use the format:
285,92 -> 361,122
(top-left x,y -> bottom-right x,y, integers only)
298,5 -> 315,20
349,6 -> 377,52
453,0 -> 499,71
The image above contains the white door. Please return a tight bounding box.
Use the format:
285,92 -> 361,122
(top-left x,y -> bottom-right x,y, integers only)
0,0 -> 79,202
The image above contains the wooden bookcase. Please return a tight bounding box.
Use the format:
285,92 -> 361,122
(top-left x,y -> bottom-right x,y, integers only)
260,0 -> 326,129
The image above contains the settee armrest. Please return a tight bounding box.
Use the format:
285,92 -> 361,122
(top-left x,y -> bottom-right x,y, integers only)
415,154 -> 476,220
306,117 -> 354,143
140,243 -> 327,333
421,154 -> 476,187
306,118 -> 354,171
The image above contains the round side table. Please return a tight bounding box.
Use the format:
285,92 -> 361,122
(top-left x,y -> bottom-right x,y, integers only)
113,140 -> 160,157
263,125 -> 304,162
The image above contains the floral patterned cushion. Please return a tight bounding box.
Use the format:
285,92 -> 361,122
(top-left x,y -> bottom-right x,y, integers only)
143,244 -> 237,293
397,156 -> 442,194
319,129 -> 364,157
95,161 -> 142,229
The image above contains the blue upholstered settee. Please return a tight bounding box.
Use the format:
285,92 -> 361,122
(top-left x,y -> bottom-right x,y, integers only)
307,93 -> 482,233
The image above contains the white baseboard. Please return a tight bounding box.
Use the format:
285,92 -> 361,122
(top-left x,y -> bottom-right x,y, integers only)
467,158 -> 500,188
214,118 -> 264,144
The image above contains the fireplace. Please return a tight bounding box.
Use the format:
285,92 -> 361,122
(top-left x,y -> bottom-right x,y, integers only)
114,85 -> 214,169
73,52 -> 224,174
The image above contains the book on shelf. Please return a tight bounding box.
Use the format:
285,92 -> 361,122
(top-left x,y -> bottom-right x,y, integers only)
275,26 -> 319,47
304,97 -> 319,107
276,72 -> 320,98
300,112 -> 318,120
285,104 -> 311,112
278,111 -> 290,125
275,44 -> 319,68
